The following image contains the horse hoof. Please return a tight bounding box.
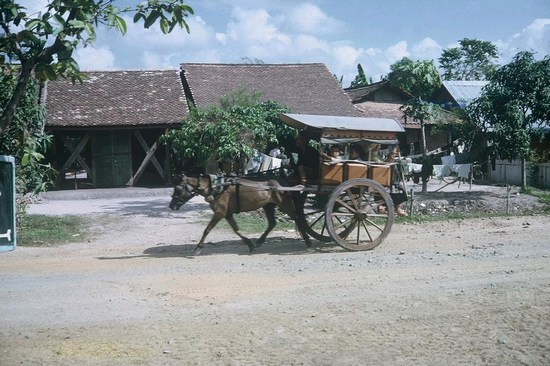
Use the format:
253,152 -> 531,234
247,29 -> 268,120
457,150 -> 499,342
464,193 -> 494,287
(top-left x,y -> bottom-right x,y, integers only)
255,239 -> 265,248
305,240 -> 312,248
193,248 -> 202,256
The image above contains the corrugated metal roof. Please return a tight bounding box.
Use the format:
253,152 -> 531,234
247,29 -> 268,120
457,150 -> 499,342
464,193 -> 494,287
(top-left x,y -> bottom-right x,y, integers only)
280,113 -> 405,133
443,81 -> 488,107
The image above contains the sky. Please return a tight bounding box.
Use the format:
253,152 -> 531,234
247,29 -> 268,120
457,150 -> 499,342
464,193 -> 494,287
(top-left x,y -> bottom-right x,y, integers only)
19,0 -> 550,87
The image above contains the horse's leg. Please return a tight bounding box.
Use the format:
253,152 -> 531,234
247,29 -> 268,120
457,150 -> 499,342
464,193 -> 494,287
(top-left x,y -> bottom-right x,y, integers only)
225,214 -> 255,253
278,192 -> 312,248
194,214 -> 223,256
256,203 -> 277,247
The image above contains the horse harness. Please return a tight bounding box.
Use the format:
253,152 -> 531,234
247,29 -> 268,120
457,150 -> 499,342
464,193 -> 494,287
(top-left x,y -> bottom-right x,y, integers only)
178,174 -> 281,214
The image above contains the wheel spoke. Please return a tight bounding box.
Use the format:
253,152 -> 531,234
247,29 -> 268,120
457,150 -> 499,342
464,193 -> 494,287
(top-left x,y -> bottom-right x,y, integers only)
325,179 -> 394,251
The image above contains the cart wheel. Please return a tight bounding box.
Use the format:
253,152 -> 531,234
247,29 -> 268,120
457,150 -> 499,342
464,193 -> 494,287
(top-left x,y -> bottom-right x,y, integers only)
325,179 -> 394,251
302,193 -> 332,242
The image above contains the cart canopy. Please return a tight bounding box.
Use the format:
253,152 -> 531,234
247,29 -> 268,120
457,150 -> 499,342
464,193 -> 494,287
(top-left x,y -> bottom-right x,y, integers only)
280,113 -> 404,143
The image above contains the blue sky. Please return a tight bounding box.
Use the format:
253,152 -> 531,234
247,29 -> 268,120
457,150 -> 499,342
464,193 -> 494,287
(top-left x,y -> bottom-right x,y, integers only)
21,0 -> 550,87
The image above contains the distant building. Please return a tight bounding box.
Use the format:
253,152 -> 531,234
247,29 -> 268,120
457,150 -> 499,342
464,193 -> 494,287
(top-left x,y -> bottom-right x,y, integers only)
345,81 -> 452,155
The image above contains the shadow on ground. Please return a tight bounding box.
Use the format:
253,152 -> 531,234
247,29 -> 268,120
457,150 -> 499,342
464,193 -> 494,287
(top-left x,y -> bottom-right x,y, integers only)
99,198 -> 209,218
96,237 -> 343,259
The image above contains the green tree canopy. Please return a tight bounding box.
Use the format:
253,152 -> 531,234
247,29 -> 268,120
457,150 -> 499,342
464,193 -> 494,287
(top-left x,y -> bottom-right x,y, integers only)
349,63 -> 372,88
0,0 -> 194,134
386,57 -> 442,99
439,38 -> 498,81
387,57 -> 443,193
468,51 -> 550,164
164,89 -> 294,173
0,73 -> 56,194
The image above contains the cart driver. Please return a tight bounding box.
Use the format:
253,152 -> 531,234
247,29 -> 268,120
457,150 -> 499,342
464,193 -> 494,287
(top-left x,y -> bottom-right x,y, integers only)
296,132 -> 319,186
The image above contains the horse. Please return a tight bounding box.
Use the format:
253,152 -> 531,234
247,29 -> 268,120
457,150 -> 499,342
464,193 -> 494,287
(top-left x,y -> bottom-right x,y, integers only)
169,174 -> 312,255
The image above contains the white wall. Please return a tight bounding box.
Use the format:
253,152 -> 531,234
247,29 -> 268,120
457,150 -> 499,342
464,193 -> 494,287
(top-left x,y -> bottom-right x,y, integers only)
490,160 -> 550,188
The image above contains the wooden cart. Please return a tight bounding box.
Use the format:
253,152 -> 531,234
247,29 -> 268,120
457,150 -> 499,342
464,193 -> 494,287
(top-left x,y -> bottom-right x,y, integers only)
279,113 -> 407,251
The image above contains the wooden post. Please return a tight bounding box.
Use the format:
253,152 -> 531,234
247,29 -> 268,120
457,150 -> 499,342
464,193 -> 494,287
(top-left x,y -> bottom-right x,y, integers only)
408,188 -> 415,216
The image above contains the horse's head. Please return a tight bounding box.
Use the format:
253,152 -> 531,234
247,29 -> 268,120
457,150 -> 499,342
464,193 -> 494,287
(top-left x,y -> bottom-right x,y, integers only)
169,174 -> 198,210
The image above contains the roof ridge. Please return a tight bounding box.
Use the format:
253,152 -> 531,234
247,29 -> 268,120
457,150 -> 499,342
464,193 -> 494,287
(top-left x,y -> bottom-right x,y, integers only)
179,63 -> 326,67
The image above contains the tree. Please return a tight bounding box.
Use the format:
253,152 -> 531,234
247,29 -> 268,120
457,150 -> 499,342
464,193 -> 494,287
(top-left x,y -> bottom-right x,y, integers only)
0,72 -> 56,195
439,38 -> 498,81
387,57 -> 443,193
164,89 -> 294,174
386,57 -> 441,99
333,73 -> 343,86
0,0 -> 194,135
349,63 -> 372,88
467,51 -> 550,187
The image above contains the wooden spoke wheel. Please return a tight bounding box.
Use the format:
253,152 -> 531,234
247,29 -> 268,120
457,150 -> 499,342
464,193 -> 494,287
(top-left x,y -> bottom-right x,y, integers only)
325,179 -> 394,251
302,193 -> 332,242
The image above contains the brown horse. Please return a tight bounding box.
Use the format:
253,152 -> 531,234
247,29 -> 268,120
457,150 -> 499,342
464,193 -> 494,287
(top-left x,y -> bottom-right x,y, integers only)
169,174 -> 311,255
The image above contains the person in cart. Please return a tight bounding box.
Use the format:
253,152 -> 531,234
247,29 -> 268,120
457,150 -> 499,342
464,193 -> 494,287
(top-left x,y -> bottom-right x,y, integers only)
321,145 -> 342,162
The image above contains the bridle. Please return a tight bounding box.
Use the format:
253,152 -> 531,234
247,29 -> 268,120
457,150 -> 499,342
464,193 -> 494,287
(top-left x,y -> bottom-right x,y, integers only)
172,175 -> 210,203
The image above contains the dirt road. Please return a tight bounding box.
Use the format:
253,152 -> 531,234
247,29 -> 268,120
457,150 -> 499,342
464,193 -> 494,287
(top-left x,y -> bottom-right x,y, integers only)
1,192 -> 549,365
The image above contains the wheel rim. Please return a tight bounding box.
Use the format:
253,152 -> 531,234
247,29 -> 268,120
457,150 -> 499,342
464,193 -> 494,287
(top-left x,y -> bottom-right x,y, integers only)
325,179 -> 394,251
302,194 -> 332,242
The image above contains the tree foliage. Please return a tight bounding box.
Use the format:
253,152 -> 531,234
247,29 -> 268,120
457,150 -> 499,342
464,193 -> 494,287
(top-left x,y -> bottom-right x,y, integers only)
439,38 -> 498,81
0,0 -> 194,134
164,89 -> 294,173
386,57 -> 442,99
349,63 -> 372,88
388,57 -> 443,193
467,51 -> 550,162
0,72 -> 56,194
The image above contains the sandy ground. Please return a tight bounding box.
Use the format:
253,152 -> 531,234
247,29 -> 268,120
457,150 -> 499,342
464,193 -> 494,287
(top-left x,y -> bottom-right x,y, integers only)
1,183 -> 549,365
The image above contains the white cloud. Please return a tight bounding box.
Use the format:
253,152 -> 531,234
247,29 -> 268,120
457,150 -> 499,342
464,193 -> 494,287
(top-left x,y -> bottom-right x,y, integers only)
499,18 -> 550,62
226,7 -> 290,44
216,32 -> 227,45
287,3 -> 344,35
294,35 -> 331,54
333,45 -> 364,68
411,37 -> 442,61
385,41 -> 410,62
74,46 -> 116,71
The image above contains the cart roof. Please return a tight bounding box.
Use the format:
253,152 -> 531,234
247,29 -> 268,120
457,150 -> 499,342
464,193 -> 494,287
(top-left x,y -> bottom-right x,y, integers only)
280,113 -> 405,141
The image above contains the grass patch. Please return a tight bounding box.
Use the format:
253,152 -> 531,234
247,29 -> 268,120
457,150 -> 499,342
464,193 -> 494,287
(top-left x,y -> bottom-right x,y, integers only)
18,214 -> 91,246
396,211 -> 513,224
522,186 -> 550,205
217,211 -> 296,234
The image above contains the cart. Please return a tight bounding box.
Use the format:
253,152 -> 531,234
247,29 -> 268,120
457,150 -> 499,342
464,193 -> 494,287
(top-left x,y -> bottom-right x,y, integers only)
279,113 -> 407,251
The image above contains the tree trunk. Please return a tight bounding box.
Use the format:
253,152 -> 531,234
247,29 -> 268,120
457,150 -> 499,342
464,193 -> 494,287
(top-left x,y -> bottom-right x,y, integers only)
421,118 -> 428,194
521,158 -> 527,189
0,60 -> 34,135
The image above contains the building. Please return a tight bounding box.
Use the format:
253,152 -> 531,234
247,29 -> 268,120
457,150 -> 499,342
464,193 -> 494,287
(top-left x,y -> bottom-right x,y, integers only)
44,63 -> 362,189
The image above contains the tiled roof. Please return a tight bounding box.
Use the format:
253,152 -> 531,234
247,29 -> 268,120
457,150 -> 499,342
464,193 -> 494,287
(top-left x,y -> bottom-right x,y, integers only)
354,101 -> 458,128
344,81 -> 413,103
180,63 -> 361,117
354,101 -> 405,120
45,70 -> 187,128
354,101 -> 414,128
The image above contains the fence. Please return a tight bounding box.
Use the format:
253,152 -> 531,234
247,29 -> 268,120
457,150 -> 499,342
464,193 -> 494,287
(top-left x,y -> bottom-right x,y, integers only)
490,159 -> 550,188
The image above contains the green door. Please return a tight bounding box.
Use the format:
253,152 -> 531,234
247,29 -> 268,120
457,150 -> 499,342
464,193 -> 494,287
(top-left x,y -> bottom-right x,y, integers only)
92,131 -> 132,187
0,155 -> 16,252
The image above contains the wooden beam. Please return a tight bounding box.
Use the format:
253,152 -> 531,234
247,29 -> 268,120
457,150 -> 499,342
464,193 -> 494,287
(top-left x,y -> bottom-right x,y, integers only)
127,130 -> 165,186
61,133 -> 92,178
